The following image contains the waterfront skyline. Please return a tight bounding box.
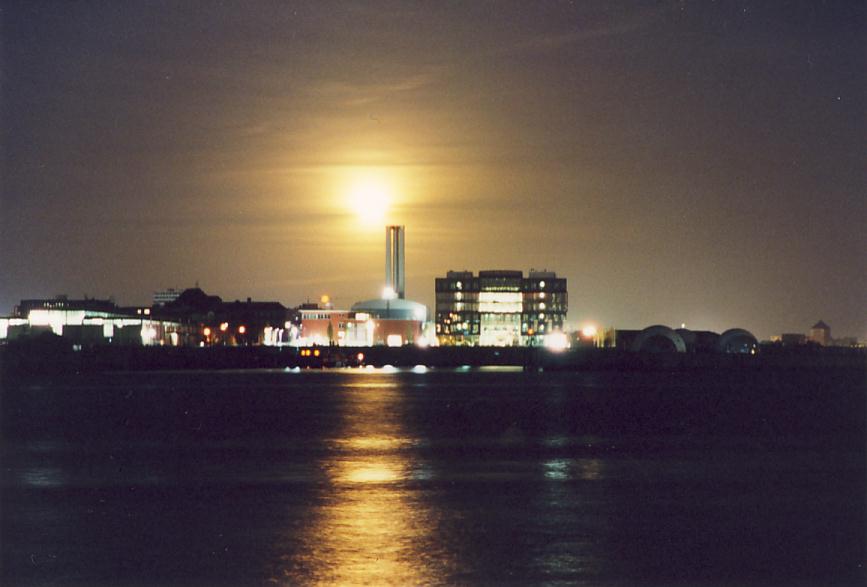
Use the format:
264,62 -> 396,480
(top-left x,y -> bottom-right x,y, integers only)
2,1 -> 864,339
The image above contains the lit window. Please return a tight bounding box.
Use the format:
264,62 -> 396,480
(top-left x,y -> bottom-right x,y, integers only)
456,281 -> 462,290
539,302 -> 546,310
539,281 -> 546,289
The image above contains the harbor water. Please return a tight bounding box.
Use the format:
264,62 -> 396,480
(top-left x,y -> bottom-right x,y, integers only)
2,368 -> 864,586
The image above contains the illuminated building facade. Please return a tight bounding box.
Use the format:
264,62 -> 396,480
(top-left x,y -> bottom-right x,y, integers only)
153,288 -> 182,306
297,304 -> 425,347
2,296 -> 186,346
435,269 -> 567,346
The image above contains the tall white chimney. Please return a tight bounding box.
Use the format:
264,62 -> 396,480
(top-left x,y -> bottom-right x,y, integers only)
385,225 -> 405,299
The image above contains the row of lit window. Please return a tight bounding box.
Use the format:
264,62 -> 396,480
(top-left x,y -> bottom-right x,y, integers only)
438,290 -> 564,301
442,279 -> 553,291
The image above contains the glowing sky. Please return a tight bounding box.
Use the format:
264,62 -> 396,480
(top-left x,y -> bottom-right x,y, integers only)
1,1 -> 864,338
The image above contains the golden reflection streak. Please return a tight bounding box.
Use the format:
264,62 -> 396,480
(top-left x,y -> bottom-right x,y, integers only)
272,381 -> 445,586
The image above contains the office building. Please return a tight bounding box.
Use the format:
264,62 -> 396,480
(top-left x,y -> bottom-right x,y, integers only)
435,269 -> 567,346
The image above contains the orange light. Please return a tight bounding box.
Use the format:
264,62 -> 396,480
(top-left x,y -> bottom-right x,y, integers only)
203,327 -> 212,337
357,352 -> 364,362
238,325 -> 247,334
219,322 -> 228,332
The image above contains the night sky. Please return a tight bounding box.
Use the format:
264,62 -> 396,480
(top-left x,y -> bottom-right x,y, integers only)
2,1 -> 864,339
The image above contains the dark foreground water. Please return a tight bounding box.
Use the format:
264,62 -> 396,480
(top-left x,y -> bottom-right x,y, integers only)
2,368 -> 864,586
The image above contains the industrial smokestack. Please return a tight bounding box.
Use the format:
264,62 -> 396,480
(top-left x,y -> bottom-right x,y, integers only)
385,225 -> 405,299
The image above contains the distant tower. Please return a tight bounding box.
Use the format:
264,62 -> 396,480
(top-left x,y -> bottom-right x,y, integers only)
809,320 -> 831,346
385,225 -> 406,299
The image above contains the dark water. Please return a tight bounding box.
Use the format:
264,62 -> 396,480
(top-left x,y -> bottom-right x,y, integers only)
2,368 -> 864,586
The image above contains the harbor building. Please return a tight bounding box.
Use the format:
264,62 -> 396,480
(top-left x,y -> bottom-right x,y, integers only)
808,320 -> 831,346
598,325 -> 758,354
298,225 -> 428,347
1,295 -> 186,346
435,269 -> 567,346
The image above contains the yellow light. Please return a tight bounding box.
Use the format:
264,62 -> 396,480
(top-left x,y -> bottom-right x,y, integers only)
313,349 -> 320,357
203,327 -> 211,337
220,322 -> 229,332
346,171 -> 393,226
582,325 -> 598,338
321,294 -> 330,305
238,325 -> 247,334
344,464 -> 400,484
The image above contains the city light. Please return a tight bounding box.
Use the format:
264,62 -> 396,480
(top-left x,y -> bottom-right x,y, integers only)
238,325 -> 246,334
544,332 -> 569,351
382,286 -> 397,300
582,325 -> 598,338
220,322 -> 229,332
203,327 -> 211,337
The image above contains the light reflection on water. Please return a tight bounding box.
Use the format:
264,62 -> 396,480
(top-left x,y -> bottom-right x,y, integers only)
4,370 -> 860,587
270,379 -> 449,585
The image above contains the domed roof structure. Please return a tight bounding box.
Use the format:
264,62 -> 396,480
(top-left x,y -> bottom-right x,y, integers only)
351,298 -> 427,321
716,328 -> 757,354
631,325 -> 686,353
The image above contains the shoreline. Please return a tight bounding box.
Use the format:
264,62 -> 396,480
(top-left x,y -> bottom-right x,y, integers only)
2,340 -> 864,378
